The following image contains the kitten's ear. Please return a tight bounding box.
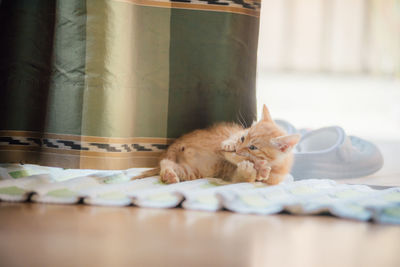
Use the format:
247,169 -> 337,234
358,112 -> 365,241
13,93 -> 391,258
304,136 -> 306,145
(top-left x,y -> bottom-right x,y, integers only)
260,104 -> 273,122
270,134 -> 301,153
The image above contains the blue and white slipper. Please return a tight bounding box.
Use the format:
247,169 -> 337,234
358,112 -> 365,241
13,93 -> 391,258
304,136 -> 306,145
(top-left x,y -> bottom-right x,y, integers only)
274,120 -> 384,179
291,126 -> 383,179
275,119 -> 310,136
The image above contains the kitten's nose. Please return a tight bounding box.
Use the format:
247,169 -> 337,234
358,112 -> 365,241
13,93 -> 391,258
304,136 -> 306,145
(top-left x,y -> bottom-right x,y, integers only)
236,149 -> 246,157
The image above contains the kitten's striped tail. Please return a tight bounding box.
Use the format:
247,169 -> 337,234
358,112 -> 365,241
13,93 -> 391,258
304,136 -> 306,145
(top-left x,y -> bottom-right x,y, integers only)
130,168 -> 160,180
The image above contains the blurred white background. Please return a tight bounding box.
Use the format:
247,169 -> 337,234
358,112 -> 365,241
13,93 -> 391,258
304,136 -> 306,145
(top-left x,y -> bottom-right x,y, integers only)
256,0 -> 400,141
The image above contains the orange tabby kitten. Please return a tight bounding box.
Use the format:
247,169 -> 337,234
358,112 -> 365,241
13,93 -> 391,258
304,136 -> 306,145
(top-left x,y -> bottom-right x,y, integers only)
223,105 -> 300,184
132,105 -> 300,185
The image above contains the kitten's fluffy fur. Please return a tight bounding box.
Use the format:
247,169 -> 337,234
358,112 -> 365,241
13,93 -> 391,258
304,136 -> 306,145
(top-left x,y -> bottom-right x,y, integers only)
132,105 -> 300,185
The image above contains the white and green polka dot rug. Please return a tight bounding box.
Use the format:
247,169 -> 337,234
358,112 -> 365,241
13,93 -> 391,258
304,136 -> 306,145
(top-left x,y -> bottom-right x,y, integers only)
0,163 -> 399,224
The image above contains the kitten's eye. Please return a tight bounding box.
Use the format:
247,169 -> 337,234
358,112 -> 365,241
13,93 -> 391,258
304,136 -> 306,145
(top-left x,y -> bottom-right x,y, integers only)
249,145 -> 257,150
240,136 -> 245,142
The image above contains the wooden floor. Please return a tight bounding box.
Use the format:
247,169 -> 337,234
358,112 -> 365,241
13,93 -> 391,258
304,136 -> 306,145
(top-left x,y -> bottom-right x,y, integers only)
0,202 -> 399,267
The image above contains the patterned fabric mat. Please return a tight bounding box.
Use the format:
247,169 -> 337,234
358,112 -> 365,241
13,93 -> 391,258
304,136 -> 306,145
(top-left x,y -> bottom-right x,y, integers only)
0,163 -> 399,224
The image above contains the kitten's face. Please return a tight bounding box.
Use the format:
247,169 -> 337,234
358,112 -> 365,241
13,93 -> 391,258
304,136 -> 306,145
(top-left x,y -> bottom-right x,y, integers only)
235,105 -> 300,165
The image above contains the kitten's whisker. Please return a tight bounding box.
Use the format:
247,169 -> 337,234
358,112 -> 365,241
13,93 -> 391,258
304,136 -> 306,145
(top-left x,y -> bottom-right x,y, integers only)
236,113 -> 245,128
238,109 -> 247,128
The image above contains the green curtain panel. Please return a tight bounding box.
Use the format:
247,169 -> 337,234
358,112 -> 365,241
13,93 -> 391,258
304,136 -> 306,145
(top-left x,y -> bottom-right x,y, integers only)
0,0 -> 260,169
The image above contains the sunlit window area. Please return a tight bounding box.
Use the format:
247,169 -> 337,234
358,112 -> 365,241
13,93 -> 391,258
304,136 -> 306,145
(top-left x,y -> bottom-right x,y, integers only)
257,0 -> 400,141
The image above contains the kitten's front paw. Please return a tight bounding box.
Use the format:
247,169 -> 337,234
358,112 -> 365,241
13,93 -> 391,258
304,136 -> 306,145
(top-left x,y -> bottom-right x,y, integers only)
254,160 -> 271,182
221,139 -> 236,152
237,160 -> 257,182
160,168 -> 180,184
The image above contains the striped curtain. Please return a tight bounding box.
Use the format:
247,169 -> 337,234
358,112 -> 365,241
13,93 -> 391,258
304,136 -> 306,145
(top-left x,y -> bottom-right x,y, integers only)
0,0 -> 260,169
